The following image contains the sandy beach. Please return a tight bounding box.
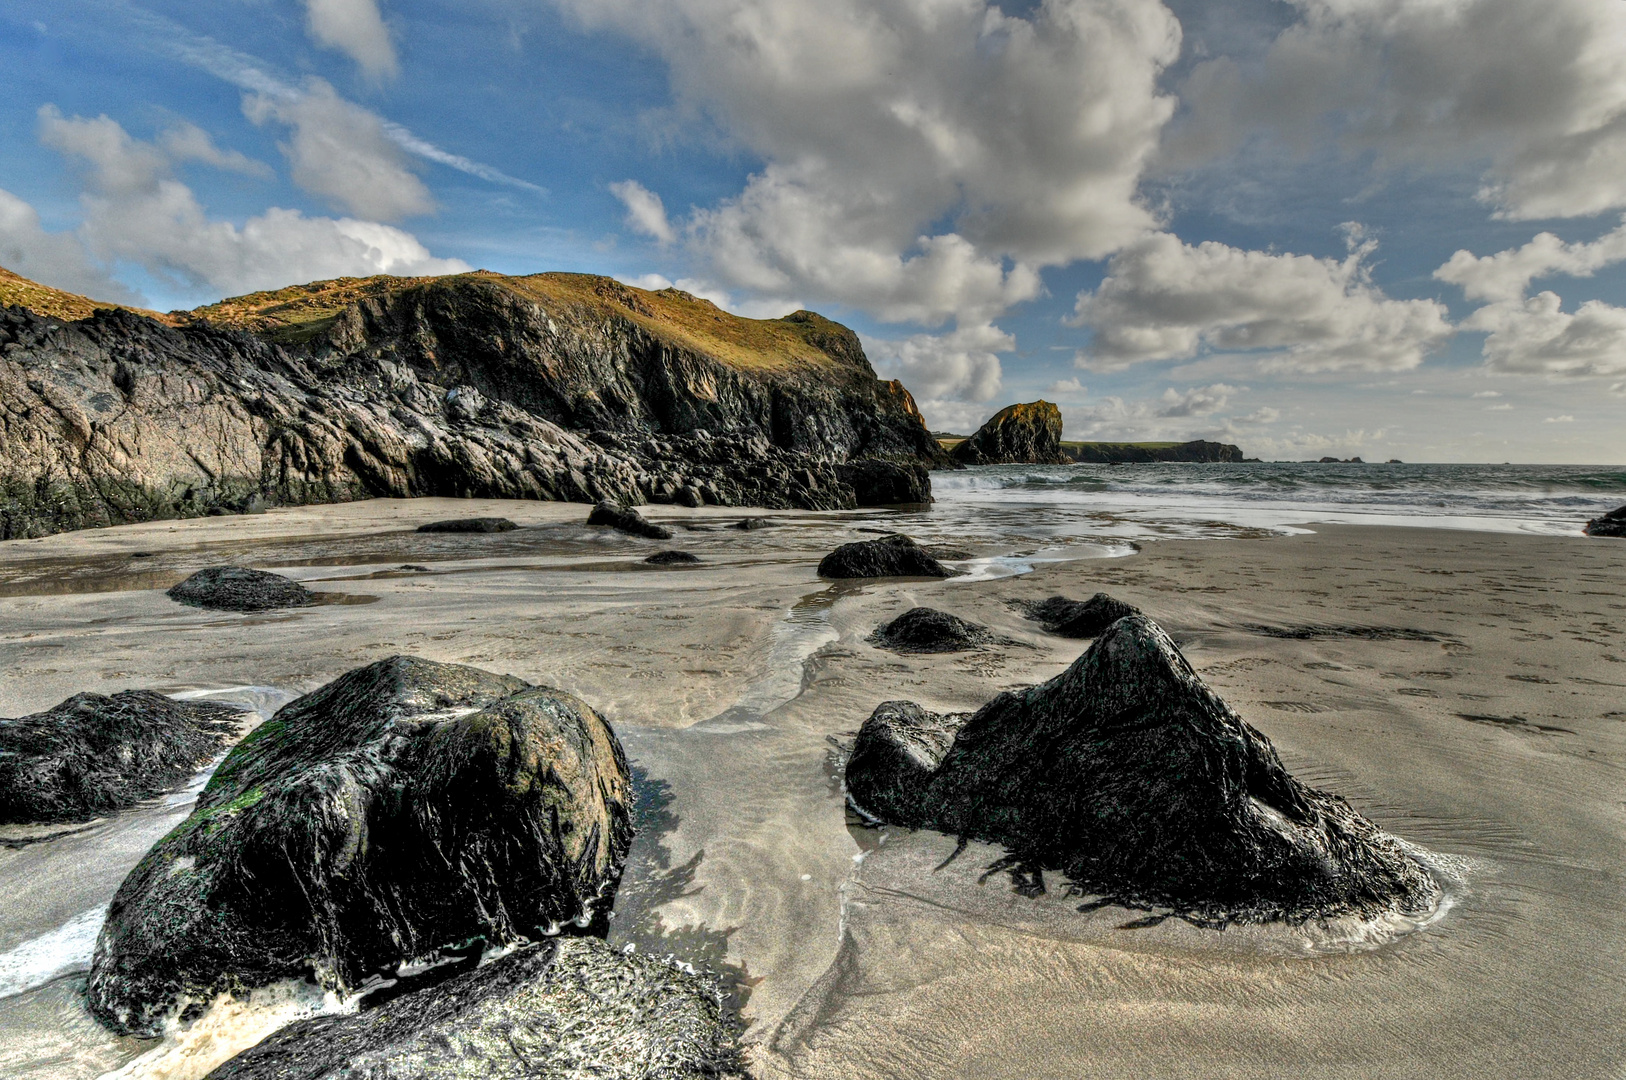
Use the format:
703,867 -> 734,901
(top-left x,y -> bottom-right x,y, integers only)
2,498 -> 1624,1079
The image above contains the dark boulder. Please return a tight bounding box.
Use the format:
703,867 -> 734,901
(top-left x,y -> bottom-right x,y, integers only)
845,615 -> 1435,923
835,459 -> 933,505
817,534 -> 954,579
166,567 -> 317,612
203,937 -> 745,1080
733,517 -> 772,531
949,401 -> 1069,465
587,500 -> 673,540
645,550 -> 701,565
87,656 -> 633,1038
416,517 -> 518,533
1584,505 -> 1626,537
1022,593 -> 1141,638
871,607 -> 997,653
0,691 -> 244,825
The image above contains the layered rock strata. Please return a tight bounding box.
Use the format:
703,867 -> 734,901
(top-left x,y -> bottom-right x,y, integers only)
949,401 -> 1069,465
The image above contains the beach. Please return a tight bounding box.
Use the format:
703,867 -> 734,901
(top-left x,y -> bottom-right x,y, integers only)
1,496 -> 1624,1078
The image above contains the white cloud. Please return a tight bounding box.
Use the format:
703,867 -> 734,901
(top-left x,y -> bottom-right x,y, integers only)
1155,382 -> 1237,417
1073,230 -> 1453,372
1545,415 -> 1577,423
1486,403 -> 1513,410
1463,292 -> 1626,378
157,122 -> 273,179
244,79 -> 431,222
1241,406 -> 1282,423
610,180 -> 676,244
1471,390 -> 1501,398
1169,0 -> 1626,221
0,187 -> 140,303
551,0 -> 1182,326
1435,217 -> 1626,303
865,322 -> 1010,404
1044,376 -> 1089,397
304,0 -> 398,81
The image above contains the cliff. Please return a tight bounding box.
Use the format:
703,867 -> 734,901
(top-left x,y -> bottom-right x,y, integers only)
0,269 -> 947,538
1060,439 -> 1246,464
948,401 -> 1068,465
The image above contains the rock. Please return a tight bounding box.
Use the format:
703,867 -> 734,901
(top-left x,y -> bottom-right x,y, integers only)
834,459 -> 933,505
871,607 -> 997,653
674,485 -> 705,508
0,691 -> 244,825
1061,439 -> 1246,464
817,534 -> 954,579
416,517 -> 518,533
166,567 -> 318,612
733,517 -> 772,530
87,656 -> 633,1038
949,401 -> 1069,465
1021,593 -> 1140,638
1584,505 -> 1626,537
202,937 -> 745,1080
645,550 -> 701,565
845,615 -> 1436,923
587,500 -> 673,540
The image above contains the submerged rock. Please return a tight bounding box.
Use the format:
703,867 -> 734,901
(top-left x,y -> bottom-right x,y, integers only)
87,656 -> 633,1038
733,516 -> 772,531
1021,593 -> 1141,638
871,607 -> 997,653
835,459 -> 933,505
416,517 -> 518,533
817,534 -> 954,579
0,692 -> 244,825
203,937 -> 745,1080
645,550 -> 701,565
1584,505 -> 1626,537
845,615 -> 1435,923
587,500 -> 673,540
166,567 -> 317,612
949,401 -> 1069,465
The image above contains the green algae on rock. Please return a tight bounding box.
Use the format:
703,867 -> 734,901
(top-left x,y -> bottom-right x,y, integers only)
948,401 -> 1069,465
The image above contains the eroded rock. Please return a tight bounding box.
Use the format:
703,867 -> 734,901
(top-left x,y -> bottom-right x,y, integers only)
166,567 -> 317,612
416,517 -> 518,533
871,607 -> 998,653
817,534 -> 953,579
587,501 -> 673,540
949,401 -> 1069,465
1021,593 -> 1140,638
1584,505 -> 1626,537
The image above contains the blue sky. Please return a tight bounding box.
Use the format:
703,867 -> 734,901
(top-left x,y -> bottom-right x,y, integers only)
3,0 -> 1625,462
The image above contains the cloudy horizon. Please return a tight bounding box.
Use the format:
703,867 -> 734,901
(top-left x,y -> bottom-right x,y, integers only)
2,0 -> 1624,462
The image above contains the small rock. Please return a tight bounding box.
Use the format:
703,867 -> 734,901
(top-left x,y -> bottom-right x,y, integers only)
871,607 -> 997,653
586,500 -> 673,540
1021,593 -> 1140,638
166,567 -> 317,612
1584,504 -> 1626,537
645,550 -> 701,565
674,485 -> 705,508
733,517 -> 773,531
416,517 -> 518,533
817,534 -> 953,579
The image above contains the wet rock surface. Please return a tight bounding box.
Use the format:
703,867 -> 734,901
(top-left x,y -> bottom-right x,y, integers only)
817,534 -> 955,579
845,615 -> 1436,923
1585,505 -> 1626,537
416,517 -> 518,533
166,567 -> 318,612
203,937 -> 746,1080
587,500 -> 673,540
835,459 -> 933,505
871,607 -> 999,653
86,656 -> 633,1038
732,516 -> 772,530
645,550 -> 701,565
1020,593 -> 1141,638
0,691 -> 244,825
949,401 -> 1069,465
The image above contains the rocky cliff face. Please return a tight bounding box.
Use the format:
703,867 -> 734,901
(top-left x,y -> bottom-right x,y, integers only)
0,270 -> 946,538
949,400 -> 1069,465
1061,439 -> 1246,464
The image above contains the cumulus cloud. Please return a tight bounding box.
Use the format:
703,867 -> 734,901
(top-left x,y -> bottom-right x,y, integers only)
0,187 -> 140,303
244,79 -> 431,221
1155,382 -> 1237,417
1072,230 -> 1453,372
1168,0 -> 1626,221
157,122 -> 274,179
1435,217 -> 1626,303
1044,376 -> 1089,397
610,180 -> 676,244
304,0 -> 398,80
551,0 -> 1182,325
866,323 -> 1010,404
1463,293 -> 1626,377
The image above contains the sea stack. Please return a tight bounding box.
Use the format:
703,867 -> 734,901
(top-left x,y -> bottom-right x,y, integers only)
950,401 -> 1070,465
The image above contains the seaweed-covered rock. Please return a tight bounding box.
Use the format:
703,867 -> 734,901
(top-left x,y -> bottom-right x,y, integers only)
645,550 -> 701,565
587,501 -> 673,540
871,607 -> 996,653
835,460 -> 933,506
1022,593 -> 1140,638
0,692 -> 244,824
166,567 -> 317,612
817,534 -> 953,579
846,615 -> 1435,923
1584,505 -> 1626,537
203,937 -> 745,1080
416,517 -> 518,533
87,656 -> 633,1038
949,401 -> 1069,465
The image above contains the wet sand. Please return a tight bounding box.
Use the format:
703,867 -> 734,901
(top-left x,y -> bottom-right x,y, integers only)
1,499 -> 1624,1078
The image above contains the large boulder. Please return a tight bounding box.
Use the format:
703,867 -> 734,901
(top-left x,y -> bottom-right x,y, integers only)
949,401 -> 1069,465
835,459 -> 933,505
1584,505 -> 1626,537
417,517 -> 518,533
817,534 -> 954,579
871,607 -> 998,653
1021,593 -> 1141,638
87,656 -> 633,1038
845,615 -> 1435,923
0,691 -> 244,824
167,567 -> 318,612
203,937 -> 746,1080
586,500 -> 673,540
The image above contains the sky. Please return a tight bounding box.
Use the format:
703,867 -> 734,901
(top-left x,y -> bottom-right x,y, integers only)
2,0 -> 1624,463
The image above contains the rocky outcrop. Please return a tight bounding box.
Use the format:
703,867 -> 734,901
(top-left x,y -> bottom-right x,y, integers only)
835,459 -> 933,505
87,656 -> 632,1038
733,516 -> 772,530
1584,505 -> 1626,537
1061,439 -> 1246,464
0,270 -> 947,539
645,550 -> 700,565
1020,593 -> 1140,638
949,401 -> 1068,465
166,567 -> 318,612
417,517 -> 517,533
203,937 -> 746,1080
817,534 -> 955,579
0,691 -> 244,824
845,615 -> 1435,923
587,500 -> 672,539
871,607 -> 999,653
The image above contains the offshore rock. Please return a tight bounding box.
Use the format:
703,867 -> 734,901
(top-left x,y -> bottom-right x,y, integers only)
949,401 -> 1068,466
587,500 -> 673,540
0,691 -> 244,825
1022,593 -> 1141,638
1584,505 -> 1626,537
817,534 -> 954,579
835,459 -> 933,505
87,656 -> 633,1038
871,607 -> 997,653
846,615 -> 1435,923
645,550 -> 700,565
167,567 -> 317,612
416,517 -> 517,533
203,937 -> 746,1080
